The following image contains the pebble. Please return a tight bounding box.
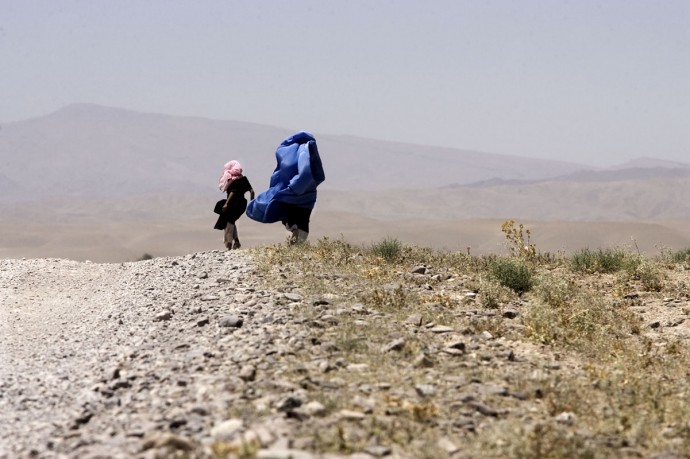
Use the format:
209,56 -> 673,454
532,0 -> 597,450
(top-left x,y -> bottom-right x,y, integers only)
554,411 -> 576,425
284,292 -> 303,302
257,449 -> 315,459
304,401 -> 327,417
239,364 -> 257,382
464,399 -> 498,417
210,418 -> 244,441
406,313 -> 423,326
339,410 -> 366,420
154,310 -> 172,321
381,338 -> 405,353
437,437 -> 460,454
413,353 -> 435,368
415,384 -> 436,397
364,445 -> 392,457
502,309 -> 519,319
220,315 -> 243,328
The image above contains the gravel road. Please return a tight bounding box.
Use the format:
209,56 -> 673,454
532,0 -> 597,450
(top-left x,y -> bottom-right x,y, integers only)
0,251 -> 310,459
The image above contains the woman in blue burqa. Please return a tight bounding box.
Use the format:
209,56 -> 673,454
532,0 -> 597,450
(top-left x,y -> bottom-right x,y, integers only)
246,131 -> 325,244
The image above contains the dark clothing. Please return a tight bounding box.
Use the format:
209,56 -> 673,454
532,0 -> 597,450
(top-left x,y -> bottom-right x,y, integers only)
213,176 -> 253,230
281,204 -> 312,233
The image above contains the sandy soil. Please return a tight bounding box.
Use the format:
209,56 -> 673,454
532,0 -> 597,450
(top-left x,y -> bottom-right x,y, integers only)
2,212 -> 689,263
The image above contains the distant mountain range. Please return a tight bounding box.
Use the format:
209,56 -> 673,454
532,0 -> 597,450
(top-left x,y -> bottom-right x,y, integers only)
1,103 -> 593,197
1,104 -> 690,223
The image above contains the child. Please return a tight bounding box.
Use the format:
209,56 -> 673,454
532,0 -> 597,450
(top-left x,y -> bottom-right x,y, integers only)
213,160 -> 255,249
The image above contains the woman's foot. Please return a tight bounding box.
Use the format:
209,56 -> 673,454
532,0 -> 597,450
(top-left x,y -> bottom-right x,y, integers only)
232,239 -> 241,250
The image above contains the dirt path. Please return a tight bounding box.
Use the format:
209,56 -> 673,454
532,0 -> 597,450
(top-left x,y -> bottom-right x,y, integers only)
0,253 -> 272,459
0,259 -> 136,456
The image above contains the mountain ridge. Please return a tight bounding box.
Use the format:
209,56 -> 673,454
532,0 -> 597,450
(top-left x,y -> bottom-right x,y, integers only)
0,104 -> 595,196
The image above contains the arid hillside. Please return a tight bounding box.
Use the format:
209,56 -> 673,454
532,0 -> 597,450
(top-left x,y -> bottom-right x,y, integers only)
0,104 -> 589,196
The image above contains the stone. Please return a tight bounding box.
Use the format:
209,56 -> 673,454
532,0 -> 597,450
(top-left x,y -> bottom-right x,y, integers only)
220,315 -> 243,328
465,400 -> 498,417
364,445 -> 392,457
554,411 -> 576,425
437,437 -> 460,454
445,340 -> 466,352
648,453 -> 683,459
339,409 -> 366,420
304,401 -> 327,417
276,396 -> 302,412
442,348 -> 465,356
320,314 -> 339,325
406,313 -> 423,326
477,383 -> 508,396
351,303 -> 368,314
502,309 -> 519,319
347,363 -> 370,371
381,338 -> 405,353
154,310 -> 172,322
415,384 -> 435,397
210,418 -> 244,441
413,353 -> 435,368
239,365 -> 256,382
256,449 -> 315,459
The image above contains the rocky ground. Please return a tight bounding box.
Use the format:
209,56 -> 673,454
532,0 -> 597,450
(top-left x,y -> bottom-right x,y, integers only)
1,247 -> 690,459
1,251 -> 289,458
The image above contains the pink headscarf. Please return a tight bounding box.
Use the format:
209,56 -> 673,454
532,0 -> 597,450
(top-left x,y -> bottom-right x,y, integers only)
218,160 -> 243,191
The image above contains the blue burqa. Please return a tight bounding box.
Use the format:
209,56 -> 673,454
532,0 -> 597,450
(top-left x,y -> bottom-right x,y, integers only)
246,131 -> 325,224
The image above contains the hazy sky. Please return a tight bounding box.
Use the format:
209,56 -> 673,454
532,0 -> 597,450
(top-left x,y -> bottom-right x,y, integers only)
1,0 -> 688,166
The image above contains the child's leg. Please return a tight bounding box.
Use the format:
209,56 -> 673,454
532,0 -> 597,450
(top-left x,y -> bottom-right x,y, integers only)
232,225 -> 241,249
223,223 -> 235,250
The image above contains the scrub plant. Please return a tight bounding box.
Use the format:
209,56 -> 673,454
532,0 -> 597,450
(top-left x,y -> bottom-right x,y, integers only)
501,219 -> 537,260
569,247 -> 628,274
490,257 -> 534,294
667,246 -> 690,264
370,236 -> 403,262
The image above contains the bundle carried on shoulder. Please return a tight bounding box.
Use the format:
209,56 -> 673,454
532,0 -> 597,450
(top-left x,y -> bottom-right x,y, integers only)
246,131 -> 325,224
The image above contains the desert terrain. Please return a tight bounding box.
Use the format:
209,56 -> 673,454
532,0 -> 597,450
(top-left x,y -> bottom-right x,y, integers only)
2,106 -> 690,459
2,213 -> 690,263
